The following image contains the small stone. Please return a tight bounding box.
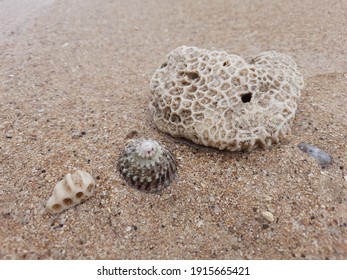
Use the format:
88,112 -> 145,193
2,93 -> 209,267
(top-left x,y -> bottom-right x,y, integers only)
344,175 -> 347,182
214,205 -> 222,214
262,224 -> 270,229
100,191 -> 108,198
71,130 -> 83,139
229,236 -> 239,244
60,217 -> 67,225
197,220 -> 204,228
125,226 -> 132,232
262,211 -> 274,222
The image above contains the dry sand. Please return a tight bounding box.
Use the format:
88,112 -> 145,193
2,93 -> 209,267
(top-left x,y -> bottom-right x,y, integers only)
0,0 -> 346,259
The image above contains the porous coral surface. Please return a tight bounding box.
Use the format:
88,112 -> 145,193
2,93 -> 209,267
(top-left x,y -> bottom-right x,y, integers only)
150,46 -> 304,151
46,170 -> 96,214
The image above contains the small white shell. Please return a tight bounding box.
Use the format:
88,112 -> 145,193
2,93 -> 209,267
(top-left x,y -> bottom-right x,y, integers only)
46,170 -> 96,214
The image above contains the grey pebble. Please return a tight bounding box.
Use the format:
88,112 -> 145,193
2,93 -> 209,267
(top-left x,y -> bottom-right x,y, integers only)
297,143 -> 333,166
71,130 -> 86,139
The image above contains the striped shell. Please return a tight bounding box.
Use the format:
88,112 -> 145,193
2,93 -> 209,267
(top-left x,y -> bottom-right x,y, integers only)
117,138 -> 177,193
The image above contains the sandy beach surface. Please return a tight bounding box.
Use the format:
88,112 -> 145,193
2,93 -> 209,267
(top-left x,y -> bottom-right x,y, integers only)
0,0 -> 346,259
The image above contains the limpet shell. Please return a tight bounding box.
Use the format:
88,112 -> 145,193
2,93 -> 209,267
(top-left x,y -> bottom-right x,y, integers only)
117,138 -> 177,193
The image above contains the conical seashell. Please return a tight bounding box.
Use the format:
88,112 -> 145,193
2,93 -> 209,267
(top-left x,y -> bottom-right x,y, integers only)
46,170 -> 96,214
117,138 -> 177,193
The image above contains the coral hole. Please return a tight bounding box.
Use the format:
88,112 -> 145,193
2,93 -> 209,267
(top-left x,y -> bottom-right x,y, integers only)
241,92 -> 252,103
52,204 -> 61,210
171,113 -> 181,123
63,198 -> 73,205
76,192 -> 84,199
186,72 -> 199,80
179,71 -> 199,80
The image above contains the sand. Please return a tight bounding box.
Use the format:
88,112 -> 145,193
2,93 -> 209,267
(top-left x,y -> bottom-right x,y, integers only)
0,0 -> 346,259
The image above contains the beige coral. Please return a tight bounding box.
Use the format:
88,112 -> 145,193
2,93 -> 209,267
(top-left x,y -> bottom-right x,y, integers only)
46,170 -> 95,214
150,46 -> 304,151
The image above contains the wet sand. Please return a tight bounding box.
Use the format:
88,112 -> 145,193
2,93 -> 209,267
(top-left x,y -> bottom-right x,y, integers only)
0,0 -> 346,259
